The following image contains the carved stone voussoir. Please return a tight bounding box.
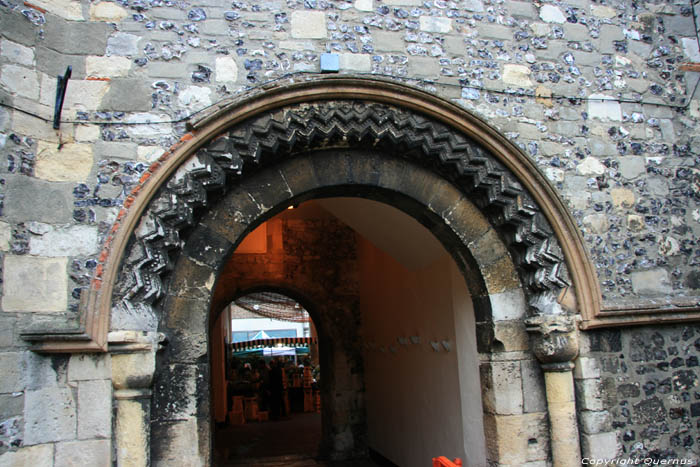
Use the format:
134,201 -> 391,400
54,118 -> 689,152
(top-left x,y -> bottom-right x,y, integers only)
113,100 -> 571,323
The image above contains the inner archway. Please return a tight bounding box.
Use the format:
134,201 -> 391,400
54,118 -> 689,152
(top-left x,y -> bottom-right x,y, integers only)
209,197 -> 488,466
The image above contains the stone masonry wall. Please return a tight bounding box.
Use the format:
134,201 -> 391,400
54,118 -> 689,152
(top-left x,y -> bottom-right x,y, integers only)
1,0 -> 700,463
576,324 -> 700,463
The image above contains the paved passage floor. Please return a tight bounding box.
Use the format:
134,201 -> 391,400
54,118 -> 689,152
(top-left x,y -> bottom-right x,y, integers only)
214,412 -> 385,467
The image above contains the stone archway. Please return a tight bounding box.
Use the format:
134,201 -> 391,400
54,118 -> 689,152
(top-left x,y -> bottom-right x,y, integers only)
27,77 -> 596,466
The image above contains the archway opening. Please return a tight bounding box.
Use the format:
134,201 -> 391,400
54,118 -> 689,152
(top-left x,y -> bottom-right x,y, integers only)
209,198 -> 487,466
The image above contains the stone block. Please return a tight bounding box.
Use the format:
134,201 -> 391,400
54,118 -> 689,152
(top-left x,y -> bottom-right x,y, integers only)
577,157 -> 606,176
479,23 -> 514,41
521,359 -> 546,413
35,45 -> 86,80
86,55 -> 131,78
0,10 -> 39,47
0,352 -> 25,393
354,0 -> 373,12
55,439 -> 111,466
574,356 -> 601,380
64,79 -> 111,111
178,85 -> 212,109
579,410 -> 611,434
35,141 -> 93,182
591,5 -> 617,19
125,113 -> 173,137
339,54 -> 371,72
583,213 -> 609,235
101,79 -> 152,112
78,380 -> 111,439
482,361 -> 524,415
90,1 -> 129,22
44,20 -> 109,55
69,354 -> 111,381
0,221 -> 10,252
489,289 -> 526,321
493,320 -> 529,352
630,268 -> 672,295
407,56 -> 441,78
581,432 -> 620,460
106,32 -> 140,56
291,11 -> 327,39
419,17 -> 452,33
587,94 -> 621,121
372,31 -> 405,52
1,65 -> 39,99
32,0 -> 84,20
618,157 -> 645,179
29,224 -> 99,257
502,64 -> 532,87
540,4 -> 566,23
508,1 -> 537,18
1,39 -> 34,66
0,444 -> 54,467
215,56 -> 238,82
3,256 -> 68,313
4,175 -> 73,224
575,379 -> 604,411
23,351 -> 65,390
24,386 -> 76,445
483,412 -> 549,464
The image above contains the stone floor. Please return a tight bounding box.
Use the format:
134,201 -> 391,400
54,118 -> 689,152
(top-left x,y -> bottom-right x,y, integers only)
214,412 -> 385,467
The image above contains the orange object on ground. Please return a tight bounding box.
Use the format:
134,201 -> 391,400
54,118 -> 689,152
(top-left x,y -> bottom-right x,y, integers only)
432,456 -> 462,467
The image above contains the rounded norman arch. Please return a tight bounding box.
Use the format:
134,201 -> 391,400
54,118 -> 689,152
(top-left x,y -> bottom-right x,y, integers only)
31,76 -> 597,466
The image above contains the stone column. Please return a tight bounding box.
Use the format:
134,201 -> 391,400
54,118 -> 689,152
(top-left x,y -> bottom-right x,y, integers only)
110,331 -> 166,467
526,313 -> 581,467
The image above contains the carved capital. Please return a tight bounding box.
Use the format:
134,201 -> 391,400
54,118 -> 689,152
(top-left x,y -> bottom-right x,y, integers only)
109,331 -> 166,391
525,312 -> 578,370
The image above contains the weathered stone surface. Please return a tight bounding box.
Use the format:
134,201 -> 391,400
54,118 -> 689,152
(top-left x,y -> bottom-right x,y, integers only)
482,361 -> 524,415
85,56 -> 131,78
3,256 -> 68,312
521,359 -> 547,413
618,157 -> 645,179
68,354 -> 111,381
502,64 -> 532,87
24,386 -> 76,445
1,39 -> 34,66
587,94 -> 622,121
0,353 -> 25,393
29,224 -> 99,257
583,213 -> 609,235
215,56 -> 237,82
35,142 -> 93,182
489,289 -> 526,321
101,79 -> 152,112
0,221 -> 11,252
591,5 -> 617,18
0,444 -> 54,467
106,32 -> 140,56
291,11 -> 326,39
581,432 -> 620,460
44,21 -> 109,55
610,188 -> 635,209
579,410 -> 611,434
354,0 -> 373,12
419,16 -> 452,33
31,0 -> 84,20
539,4 -> 566,23
64,80 -> 110,112
178,85 -> 212,109
78,380 -> 111,439
4,176 -> 73,224
339,54 -> 371,72
55,439 -> 110,466
1,65 -> 39,99
90,1 -> 129,22
577,157 -> 606,176
630,268 -> 672,295
574,356 -> 601,380
483,413 -> 549,464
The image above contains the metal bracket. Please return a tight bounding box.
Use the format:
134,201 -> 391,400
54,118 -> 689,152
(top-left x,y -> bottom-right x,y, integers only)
53,65 -> 72,130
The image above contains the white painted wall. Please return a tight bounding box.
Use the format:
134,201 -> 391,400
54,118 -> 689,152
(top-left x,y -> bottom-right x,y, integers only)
358,235 -> 486,467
